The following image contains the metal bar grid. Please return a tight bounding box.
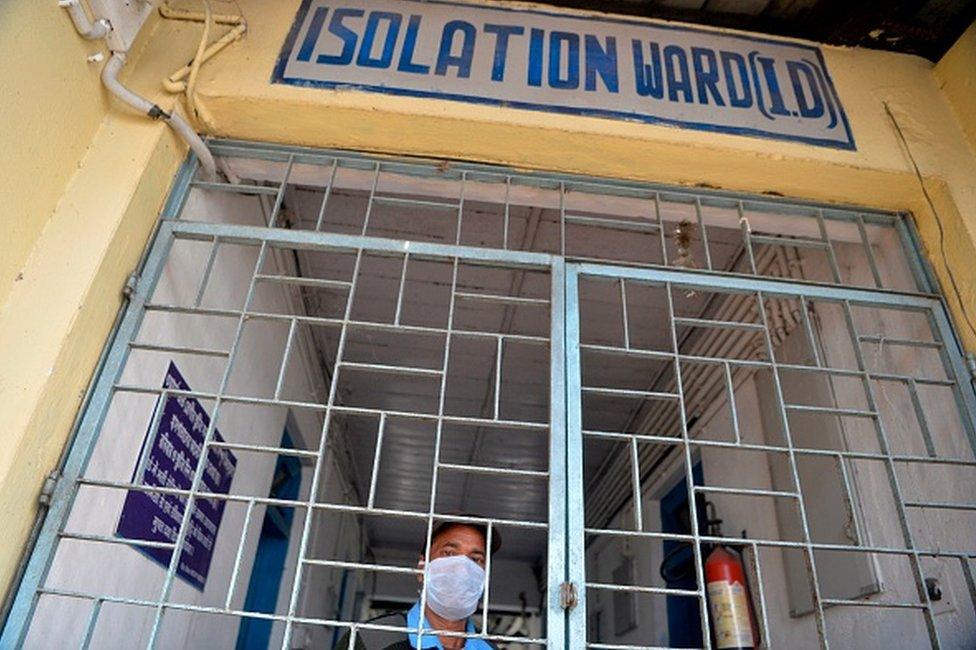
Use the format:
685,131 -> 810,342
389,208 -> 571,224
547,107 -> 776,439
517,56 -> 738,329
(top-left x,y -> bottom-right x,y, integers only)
4,222 -> 558,649
11,229 -> 973,650
568,263 -> 976,650
4,143 -> 976,650
188,139 -> 927,295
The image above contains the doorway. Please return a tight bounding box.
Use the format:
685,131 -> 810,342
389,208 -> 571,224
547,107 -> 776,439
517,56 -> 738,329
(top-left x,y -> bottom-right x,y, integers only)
4,142 -> 976,650
236,427 -> 302,649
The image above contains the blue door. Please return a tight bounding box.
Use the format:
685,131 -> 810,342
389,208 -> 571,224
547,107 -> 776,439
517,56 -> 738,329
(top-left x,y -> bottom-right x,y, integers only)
659,462 -> 706,649
236,431 -> 302,650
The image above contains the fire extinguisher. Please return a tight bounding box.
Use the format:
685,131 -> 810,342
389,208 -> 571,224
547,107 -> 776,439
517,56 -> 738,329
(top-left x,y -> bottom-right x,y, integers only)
704,506 -> 761,650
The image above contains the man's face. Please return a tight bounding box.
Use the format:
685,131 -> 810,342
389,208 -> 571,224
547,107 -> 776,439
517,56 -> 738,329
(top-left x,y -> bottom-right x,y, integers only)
418,523 -> 487,580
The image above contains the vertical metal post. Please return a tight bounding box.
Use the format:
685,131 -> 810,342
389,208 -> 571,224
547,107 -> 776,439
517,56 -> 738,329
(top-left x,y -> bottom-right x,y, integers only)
314,158 -> 339,231
655,193 -> 669,265
666,281 -> 713,649
417,257 -> 460,648
563,263 -> 586,647
739,202 -> 758,275
545,258 -> 568,650
266,154 -> 295,228
146,241 -> 271,648
855,214 -> 884,289
755,289 -> 829,648
280,248 -> 366,648
620,279 -> 630,350
695,197 -> 713,271
840,301 -> 941,648
815,209 -> 843,284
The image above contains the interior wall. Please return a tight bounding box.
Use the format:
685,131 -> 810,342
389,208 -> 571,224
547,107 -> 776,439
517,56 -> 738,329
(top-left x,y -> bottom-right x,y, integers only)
585,238 -> 975,648
19,190 -> 341,649
0,10 -> 187,599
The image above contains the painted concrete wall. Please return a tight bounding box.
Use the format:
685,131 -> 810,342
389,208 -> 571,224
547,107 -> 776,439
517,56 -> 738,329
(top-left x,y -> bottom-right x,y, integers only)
0,0 -> 109,310
0,3 -> 190,601
936,23 -> 976,152
2,0 -> 976,617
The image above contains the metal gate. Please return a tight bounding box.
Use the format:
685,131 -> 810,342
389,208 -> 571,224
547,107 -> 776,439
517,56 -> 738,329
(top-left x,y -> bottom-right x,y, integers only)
2,142 -> 976,649
564,263 -> 976,649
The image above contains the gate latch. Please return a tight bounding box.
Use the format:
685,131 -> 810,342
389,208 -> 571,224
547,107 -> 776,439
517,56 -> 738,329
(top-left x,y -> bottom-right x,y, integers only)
559,581 -> 578,610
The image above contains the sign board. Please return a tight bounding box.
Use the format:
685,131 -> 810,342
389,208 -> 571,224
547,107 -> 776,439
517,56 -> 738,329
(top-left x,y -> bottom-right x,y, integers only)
116,362 -> 237,591
273,0 -> 855,150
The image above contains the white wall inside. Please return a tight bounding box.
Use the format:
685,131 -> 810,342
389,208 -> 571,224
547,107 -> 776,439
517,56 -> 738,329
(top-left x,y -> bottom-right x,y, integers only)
583,239 -> 976,649
24,190 -> 359,649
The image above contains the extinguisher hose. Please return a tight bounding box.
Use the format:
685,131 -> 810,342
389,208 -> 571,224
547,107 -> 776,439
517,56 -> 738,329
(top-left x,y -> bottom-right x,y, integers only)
659,543 -> 702,584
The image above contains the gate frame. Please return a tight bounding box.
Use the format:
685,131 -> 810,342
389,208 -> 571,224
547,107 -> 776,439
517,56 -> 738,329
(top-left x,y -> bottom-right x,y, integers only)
3,141 -> 975,649
563,261 -> 976,649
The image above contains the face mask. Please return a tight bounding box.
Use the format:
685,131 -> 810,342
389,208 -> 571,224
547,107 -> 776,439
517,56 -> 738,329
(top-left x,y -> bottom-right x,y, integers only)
423,555 -> 486,622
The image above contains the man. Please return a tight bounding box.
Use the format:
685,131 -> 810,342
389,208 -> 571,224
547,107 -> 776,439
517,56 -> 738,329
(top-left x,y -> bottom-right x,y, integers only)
336,519 -> 500,649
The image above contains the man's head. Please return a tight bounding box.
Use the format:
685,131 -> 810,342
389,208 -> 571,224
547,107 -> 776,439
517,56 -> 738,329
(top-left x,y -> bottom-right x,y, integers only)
422,522 -> 489,569
417,522 -> 497,624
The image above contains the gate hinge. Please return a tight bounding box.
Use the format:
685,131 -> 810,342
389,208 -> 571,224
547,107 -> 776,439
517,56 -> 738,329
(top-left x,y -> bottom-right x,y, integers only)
38,471 -> 60,509
559,581 -> 578,610
122,272 -> 140,299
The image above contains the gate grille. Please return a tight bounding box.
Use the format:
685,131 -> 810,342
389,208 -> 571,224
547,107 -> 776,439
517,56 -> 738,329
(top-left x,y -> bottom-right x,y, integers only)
2,141 -> 974,650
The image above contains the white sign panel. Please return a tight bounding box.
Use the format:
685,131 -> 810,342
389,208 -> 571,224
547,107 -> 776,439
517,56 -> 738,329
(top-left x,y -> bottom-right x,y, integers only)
274,0 -> 855,150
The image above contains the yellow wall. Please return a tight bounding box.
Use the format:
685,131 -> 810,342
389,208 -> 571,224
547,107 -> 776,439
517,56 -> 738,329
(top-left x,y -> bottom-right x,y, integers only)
0,5 -> 186,597
1,0 -> 975,605
0,0 -> 109,309
936,23 -> 976,151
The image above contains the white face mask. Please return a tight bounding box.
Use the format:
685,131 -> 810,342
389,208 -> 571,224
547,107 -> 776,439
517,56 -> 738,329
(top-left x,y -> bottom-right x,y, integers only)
423,555 -> 486,622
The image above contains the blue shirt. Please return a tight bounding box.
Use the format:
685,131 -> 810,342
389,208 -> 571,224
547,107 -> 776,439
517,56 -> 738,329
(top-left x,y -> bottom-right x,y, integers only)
405,601 -> 493,649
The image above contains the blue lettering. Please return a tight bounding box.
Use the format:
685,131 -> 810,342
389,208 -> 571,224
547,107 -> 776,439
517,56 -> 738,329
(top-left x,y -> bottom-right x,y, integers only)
802,58 -> 838,128
397,15 -> 429,74
484,23 -> 523,82
316,8 -> 364,66
663,45 -> 693,103
584,35 -> 618,93
691,47 -> 725,106
528,28 -> 544,87
788,61 -> 824,118
356,11 -> 401,69
720,51 -> 752,108
297,6 -> 328,62
435,20 -> 476,78
632,40 -> 664,99
758,57 -> 791,116
549,31 -> 580,90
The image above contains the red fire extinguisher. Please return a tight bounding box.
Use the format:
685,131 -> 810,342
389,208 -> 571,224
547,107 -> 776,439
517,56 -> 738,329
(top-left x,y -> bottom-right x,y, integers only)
704,510 -> 760,649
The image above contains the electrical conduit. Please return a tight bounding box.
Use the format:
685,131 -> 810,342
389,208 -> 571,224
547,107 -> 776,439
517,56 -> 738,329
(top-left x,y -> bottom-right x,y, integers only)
60,1 -> 218,179
59,0 -> 110,40
101,53 -> 217,179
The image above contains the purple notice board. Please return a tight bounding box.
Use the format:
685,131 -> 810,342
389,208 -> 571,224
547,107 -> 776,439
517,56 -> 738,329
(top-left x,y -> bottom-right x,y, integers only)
116,362 -> 237,591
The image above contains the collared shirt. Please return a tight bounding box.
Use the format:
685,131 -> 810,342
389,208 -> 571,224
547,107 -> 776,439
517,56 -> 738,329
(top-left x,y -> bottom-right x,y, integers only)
405,602 -> 494,650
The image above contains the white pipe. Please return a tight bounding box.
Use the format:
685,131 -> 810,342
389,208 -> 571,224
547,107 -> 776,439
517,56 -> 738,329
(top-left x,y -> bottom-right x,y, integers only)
102,53 -> 217,179
59,0 -> 110,40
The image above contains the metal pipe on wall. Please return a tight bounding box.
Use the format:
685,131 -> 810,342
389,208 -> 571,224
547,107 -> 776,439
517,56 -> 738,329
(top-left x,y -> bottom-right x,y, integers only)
59,0 -> 110,39
101,53 -> 217,179
59,2 -> 219,179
